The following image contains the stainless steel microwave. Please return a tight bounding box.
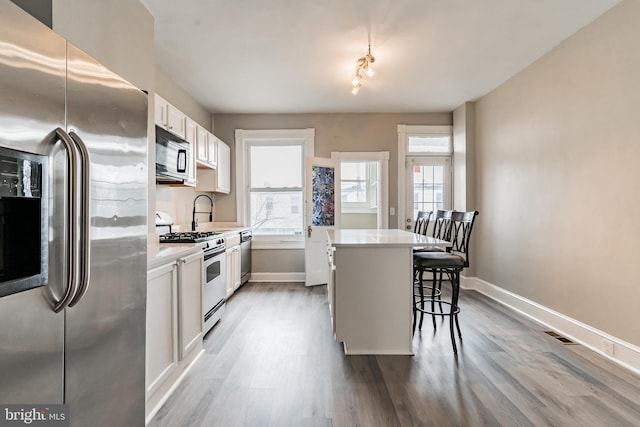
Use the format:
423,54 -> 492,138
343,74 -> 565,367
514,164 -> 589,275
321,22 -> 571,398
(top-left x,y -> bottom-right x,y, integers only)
155,125 -> 190,184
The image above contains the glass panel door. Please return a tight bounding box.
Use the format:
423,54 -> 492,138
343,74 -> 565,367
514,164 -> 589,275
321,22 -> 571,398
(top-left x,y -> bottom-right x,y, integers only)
404,157 -> 451,231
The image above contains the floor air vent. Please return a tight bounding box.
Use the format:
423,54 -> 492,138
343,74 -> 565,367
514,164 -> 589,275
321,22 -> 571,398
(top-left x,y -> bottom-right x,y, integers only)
544,331 -> 577,344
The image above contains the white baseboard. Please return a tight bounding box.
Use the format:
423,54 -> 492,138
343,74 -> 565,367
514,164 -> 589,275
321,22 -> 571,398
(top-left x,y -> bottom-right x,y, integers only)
461,276 -> 640,376
249,272 -> 305,283
145,349 -> 205,425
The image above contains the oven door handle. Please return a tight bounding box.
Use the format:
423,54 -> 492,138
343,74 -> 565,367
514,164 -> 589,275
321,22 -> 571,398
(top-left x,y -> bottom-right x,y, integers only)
204,247 -> 226,260
47,128 -> 80,313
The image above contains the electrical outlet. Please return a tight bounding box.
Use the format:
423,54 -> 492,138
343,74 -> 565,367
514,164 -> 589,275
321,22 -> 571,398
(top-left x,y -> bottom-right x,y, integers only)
603,339 -> 615,356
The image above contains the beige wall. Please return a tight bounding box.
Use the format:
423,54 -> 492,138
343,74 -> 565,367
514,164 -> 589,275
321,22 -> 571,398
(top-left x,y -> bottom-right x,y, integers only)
342,213 -> 377,229
213,113 -> 452,227
155,67 -> 212,131
453,102 -> 476,212
474,0 -> 640,346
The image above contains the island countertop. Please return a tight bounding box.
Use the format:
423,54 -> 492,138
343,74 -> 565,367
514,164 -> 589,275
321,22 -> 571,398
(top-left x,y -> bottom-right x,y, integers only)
325,228 -> 449,355
327,228 -> 448,248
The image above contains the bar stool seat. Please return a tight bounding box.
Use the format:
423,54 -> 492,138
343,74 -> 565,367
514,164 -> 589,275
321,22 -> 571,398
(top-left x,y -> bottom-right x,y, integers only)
412,210 -> 479,354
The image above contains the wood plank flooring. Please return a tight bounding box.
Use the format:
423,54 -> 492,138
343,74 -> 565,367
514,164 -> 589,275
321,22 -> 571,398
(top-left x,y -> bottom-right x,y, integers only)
148,282 -> 640,427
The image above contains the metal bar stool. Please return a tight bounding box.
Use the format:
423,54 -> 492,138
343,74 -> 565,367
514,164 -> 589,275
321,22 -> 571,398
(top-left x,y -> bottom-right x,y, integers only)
413,210 -> 479,354
413,209 -> 453,332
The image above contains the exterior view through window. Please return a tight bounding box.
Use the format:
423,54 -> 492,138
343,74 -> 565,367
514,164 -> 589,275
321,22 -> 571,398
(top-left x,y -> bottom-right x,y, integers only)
248,142 -> 304,236
404,128 -> 452,228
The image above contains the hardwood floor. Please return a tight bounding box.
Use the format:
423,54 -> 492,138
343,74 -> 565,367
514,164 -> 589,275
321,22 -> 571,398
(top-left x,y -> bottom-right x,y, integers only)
149,282 -> 640,427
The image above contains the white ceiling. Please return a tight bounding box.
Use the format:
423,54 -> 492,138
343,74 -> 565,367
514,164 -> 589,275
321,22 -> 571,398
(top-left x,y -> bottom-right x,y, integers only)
141,0 -> 620,114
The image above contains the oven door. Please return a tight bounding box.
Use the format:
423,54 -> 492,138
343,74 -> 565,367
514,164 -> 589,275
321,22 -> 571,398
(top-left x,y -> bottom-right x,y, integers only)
203,247 -> 226,333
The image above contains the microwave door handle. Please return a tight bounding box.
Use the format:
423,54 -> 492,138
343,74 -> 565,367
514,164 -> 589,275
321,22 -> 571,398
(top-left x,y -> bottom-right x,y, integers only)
177,149 -> 187,173
46,128 -> 80,313
67,131 -> 91,307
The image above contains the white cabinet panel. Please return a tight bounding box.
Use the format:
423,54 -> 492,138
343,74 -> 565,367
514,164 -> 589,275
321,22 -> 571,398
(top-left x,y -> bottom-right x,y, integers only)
155,95 -> 169,127
146,262 -> 178,396
155,94 -> 186,139
196,126 -> 208,163
178,251 -> 204,360
146,250 -> 204,416
195,139 -> 230,193
166,105 -> 186,139
215,140 -> 231,193
207,135 -> 217,167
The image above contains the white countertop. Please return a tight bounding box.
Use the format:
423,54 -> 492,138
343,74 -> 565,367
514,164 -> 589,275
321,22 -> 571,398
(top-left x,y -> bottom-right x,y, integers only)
148,222 -> 251,269
327,229 -> 449,248
147,240 -> 205,270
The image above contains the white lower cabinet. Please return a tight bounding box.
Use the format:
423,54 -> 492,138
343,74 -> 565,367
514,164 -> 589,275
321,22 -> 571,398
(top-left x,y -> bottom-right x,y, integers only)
178,251 -> 204,359
225,233 -> 242,298
146,250 -> 204,419
225,244 -> 241,297
146,262 -> 178,400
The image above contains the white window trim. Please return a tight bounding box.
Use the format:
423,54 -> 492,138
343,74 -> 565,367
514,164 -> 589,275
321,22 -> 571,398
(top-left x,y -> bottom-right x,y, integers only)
341,162 -> 373,212
331,151 -> 389,229
397,125 -> 452,229
235,128 -> 314,249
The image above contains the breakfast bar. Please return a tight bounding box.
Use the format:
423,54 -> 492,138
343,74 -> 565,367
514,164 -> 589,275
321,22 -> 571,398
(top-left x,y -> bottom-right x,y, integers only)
326,229 -> 449,355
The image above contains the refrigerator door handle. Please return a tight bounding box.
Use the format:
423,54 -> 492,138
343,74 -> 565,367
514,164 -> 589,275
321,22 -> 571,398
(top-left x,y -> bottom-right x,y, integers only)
47,127 -> 80,313
68,131 -> 91,307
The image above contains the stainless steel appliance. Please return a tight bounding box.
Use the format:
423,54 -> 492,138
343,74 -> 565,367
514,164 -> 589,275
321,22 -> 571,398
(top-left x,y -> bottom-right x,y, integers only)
0,147 -> 48,298
0,3 -> 148,426
240,229 -> 252,285
159,231 -> 226,333
155,125 -> 190,184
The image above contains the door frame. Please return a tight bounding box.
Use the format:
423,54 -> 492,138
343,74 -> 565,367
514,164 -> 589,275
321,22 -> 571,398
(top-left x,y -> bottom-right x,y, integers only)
331,151 -> 389,229
397,124 -> 453,229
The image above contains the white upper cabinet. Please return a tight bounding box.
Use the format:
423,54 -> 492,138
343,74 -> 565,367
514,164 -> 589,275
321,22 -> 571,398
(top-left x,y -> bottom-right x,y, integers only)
196,126 -> 208,163
196,139 -> 230,194
207,135 -> 218,168
155,93 -> 229,191
216,140 -> 231,193
166,105 -> 186,139
196,126 -> 217,169
155,94 -> 186,139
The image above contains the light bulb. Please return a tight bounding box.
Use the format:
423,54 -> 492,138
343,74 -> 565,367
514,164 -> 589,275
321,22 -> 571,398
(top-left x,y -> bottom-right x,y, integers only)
351,83 -> 361,95
364,65 -> 375,77
352,72 -> 363,86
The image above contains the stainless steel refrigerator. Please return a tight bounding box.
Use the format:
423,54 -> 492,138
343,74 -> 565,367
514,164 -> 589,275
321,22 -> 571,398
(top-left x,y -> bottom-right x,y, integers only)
0,2 -> 148,426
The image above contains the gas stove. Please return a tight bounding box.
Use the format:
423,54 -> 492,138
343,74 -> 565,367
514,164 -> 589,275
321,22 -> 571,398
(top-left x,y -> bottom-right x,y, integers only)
159,231 -> 223,244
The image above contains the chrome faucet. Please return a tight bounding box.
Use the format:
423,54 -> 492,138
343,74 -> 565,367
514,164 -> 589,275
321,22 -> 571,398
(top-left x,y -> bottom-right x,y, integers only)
191,194 -> 213,231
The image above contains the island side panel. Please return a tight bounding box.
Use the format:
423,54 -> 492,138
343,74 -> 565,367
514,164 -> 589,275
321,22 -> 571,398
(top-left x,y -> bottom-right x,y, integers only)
333,246 -> 413,355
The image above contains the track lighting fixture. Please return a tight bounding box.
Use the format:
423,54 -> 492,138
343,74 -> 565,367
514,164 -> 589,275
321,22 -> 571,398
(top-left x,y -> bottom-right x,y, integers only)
351,44 -> 375,94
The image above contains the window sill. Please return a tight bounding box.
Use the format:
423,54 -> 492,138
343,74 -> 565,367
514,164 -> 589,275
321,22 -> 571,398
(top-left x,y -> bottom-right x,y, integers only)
252,236 -> 304,250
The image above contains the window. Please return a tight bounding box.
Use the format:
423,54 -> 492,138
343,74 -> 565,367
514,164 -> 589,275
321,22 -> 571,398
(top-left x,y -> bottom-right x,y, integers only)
235,129 -> 314,244
406,126 -> 452,155
248,143 -> 303,235
397,125 -> 453,229
408,157 -> 450,219
341,161 -> 379,211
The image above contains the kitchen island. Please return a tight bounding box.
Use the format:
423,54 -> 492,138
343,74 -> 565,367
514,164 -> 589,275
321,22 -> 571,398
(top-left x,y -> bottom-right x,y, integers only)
326,229 -> 449,355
